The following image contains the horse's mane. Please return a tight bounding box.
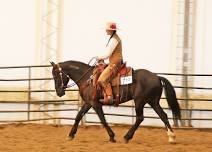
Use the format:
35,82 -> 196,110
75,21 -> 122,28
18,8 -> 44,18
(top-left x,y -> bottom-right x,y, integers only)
59,60 -> 92,71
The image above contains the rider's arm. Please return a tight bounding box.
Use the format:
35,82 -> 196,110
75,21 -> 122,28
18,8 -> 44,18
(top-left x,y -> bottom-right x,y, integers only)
98,37 -> 118,60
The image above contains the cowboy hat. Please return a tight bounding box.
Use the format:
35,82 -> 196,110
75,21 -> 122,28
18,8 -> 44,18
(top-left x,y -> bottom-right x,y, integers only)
105,22 -> 120,31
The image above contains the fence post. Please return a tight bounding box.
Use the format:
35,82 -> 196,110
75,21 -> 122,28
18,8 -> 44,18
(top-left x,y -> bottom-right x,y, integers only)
78,92 -> 86,127
27,66 -> 31,121
131,100 -> 135,125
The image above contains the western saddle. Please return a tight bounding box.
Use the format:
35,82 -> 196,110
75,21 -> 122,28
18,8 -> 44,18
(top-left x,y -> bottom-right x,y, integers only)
92,60 -> 132,106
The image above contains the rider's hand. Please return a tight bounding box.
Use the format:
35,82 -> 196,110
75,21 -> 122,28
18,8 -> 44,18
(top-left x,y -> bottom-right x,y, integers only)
96,56 -> 103,62
98,58 -> 104,63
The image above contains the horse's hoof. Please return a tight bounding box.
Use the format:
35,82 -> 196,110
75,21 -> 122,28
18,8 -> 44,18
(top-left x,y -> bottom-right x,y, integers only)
67,135 -> 74,141
110,138 -> 116,143
124,138 -> 129,144
169,140 -> 176,144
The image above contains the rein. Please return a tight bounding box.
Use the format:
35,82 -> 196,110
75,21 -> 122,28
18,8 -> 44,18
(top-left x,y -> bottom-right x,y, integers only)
56,57 -> 98,89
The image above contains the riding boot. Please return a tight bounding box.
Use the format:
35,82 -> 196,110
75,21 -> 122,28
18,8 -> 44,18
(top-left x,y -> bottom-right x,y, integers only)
103,83 -> 113,105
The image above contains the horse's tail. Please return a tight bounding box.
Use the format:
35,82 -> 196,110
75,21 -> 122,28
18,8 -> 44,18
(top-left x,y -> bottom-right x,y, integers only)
159,76 -> 181,120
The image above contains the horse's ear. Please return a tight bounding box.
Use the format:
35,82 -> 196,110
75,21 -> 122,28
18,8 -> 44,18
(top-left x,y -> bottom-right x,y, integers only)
50,61 -> 56,66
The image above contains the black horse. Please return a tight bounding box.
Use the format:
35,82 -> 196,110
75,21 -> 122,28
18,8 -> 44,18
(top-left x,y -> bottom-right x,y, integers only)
50,60 -> 181,143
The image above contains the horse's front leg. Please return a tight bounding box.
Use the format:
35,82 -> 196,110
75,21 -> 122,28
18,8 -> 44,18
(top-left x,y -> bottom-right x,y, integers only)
92,103 -> 116,143
68,103 -> 91,140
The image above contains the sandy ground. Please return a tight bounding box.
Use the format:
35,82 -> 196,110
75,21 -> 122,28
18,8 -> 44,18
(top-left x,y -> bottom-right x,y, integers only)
0,123 -> 211,152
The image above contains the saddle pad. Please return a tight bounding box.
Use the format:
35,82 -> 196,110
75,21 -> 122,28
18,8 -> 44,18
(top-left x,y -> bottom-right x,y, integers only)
111,67 -> 133,86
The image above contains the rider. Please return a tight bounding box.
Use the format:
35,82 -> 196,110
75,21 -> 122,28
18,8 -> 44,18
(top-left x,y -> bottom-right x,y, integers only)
97,22 -> 123,104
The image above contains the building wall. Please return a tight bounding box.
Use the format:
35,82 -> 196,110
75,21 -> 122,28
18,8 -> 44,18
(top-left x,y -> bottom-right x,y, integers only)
0,0 -> 211,90
63,0 -> 173,72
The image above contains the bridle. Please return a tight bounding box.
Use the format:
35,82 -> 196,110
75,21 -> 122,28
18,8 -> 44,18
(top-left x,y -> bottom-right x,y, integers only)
53,57 -> 98,89
53,64 -> 71,90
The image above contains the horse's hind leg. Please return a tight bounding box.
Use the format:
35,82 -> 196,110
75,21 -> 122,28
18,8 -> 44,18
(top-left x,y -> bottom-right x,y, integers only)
68,103 -> 91,140
149,99 -> 176,144
124,101 -> 145,143
93,103 -> 116,143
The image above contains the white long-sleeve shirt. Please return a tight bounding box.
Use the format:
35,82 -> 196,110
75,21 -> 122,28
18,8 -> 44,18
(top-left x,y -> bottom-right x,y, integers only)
98,37 -> 118,59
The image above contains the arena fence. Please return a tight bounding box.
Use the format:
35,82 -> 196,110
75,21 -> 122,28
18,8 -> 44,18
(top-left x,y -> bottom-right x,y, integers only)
0,65 -> 212,128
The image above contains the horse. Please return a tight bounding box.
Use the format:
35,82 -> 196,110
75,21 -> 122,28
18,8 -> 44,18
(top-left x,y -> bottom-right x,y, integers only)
50,60 -> 181,143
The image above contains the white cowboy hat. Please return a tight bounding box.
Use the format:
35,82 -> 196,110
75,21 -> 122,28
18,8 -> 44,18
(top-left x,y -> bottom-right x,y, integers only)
104,22 -> 120,31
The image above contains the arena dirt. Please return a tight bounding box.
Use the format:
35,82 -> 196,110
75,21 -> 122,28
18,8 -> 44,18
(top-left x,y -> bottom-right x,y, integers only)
0,124 -> 211,152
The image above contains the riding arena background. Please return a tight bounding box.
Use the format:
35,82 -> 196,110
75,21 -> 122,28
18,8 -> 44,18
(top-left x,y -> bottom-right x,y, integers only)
0,0 -> 212,152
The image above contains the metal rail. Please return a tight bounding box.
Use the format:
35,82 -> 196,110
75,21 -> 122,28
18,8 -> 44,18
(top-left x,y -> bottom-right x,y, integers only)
0,65 -> 211,128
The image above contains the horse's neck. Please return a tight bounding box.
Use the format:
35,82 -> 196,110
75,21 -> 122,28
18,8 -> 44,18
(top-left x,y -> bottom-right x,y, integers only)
61,61 -> 91,86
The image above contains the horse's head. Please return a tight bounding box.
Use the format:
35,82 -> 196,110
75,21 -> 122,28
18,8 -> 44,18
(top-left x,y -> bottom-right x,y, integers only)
50,61 -> 70,97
